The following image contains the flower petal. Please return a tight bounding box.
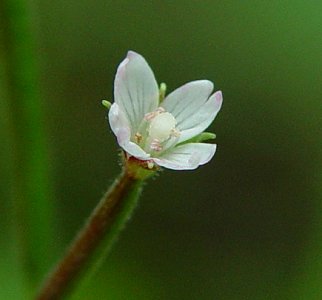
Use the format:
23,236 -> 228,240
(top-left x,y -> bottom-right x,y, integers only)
108,103 -> 130,141
108,103 -> 150,160
122,139 -> 151,160
114,51 -> 159,134
161,80 -> 213,123
153,143 -> 216,170
178,90 -> 223,142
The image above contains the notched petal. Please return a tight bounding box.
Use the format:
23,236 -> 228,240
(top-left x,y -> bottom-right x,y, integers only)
178,90 -> 223,143
114,51 -> 159,133
108,103 -> 150,160
162,80 -> 214,122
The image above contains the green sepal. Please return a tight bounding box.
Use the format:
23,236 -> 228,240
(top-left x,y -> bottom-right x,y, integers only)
179,132 -> 216,145
102,100 -> 112,109
159,82 -> 167,103
121,152 -> 158,180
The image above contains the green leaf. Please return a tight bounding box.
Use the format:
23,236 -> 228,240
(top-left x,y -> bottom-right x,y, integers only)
2,0 -> 56,284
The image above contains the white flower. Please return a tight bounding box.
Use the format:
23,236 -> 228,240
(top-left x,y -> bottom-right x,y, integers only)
108,51 -> 223,170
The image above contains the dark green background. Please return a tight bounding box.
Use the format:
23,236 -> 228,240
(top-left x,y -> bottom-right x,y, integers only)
1,1 -> 322,299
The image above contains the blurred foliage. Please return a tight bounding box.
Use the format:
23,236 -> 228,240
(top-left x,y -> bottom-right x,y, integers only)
1,1 -> 322,299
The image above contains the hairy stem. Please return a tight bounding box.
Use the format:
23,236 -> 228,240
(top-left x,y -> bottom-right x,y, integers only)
36,169 -> 144,300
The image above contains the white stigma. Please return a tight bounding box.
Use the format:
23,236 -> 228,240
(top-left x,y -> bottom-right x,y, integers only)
149,112 -> 177,142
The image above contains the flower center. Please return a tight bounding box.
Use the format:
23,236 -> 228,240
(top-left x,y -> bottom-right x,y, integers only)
148,112 -> 176,142
135,109 -> 180,154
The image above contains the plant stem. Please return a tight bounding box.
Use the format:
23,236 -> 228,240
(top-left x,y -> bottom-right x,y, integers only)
36,168 -> 144,300
1,0 -> 55,281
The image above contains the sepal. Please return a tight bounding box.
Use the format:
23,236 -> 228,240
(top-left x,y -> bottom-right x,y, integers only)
179,132 -> 216,145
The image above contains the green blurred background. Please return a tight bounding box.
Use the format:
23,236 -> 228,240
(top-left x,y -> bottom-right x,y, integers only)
1,1 -> 322,299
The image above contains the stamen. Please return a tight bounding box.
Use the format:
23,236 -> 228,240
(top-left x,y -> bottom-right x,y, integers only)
170,128 -> 181,137
150,139 -> 162,151
144,112 -> 155,121
147,160 -> 154,169
134,132 -> 142,143
156,107 -> 166,113
144,107 -> 166,121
